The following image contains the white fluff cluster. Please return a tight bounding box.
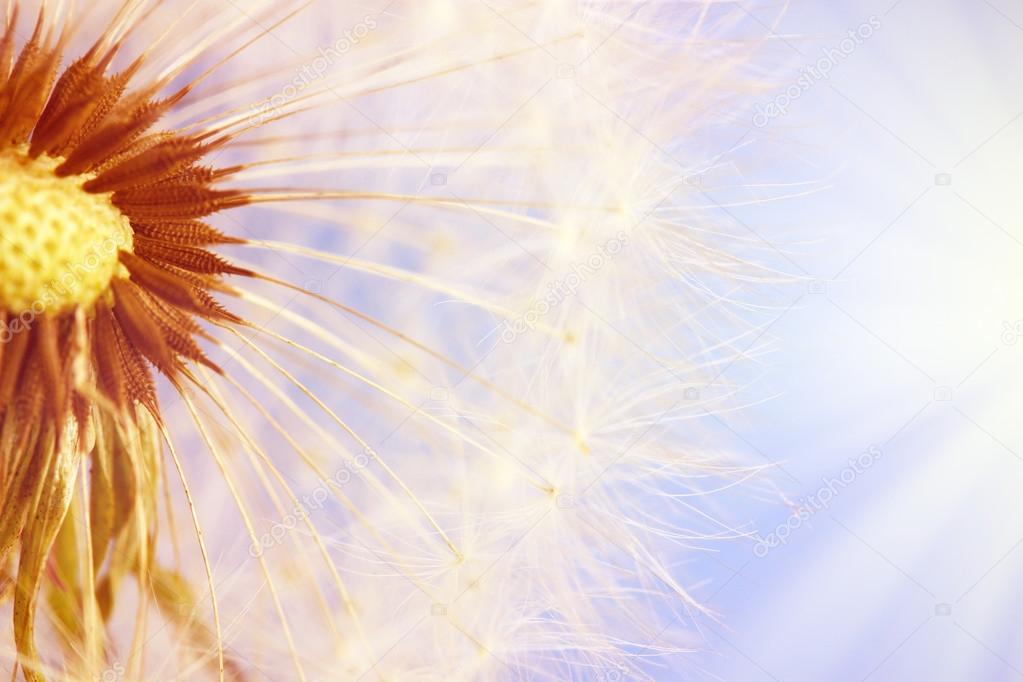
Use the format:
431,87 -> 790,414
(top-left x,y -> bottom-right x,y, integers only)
202,3 -> 787,680
0,1 -> 788,679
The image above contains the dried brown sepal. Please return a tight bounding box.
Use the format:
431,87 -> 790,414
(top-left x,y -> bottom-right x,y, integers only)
0,3 -> 274,678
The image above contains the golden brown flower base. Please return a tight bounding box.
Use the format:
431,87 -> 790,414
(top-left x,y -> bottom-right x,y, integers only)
0,4 -> 263,680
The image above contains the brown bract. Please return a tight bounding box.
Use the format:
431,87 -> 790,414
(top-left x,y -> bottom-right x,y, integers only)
0,5 -> 259,680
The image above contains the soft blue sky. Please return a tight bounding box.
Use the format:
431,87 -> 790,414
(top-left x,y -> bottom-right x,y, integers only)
692,1 -> 1023,680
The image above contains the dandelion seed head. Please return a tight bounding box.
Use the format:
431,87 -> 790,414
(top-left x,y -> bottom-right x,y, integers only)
0,0 -> 790,678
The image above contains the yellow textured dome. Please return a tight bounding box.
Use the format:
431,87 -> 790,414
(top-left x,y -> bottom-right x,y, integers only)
0,147 -> 133,315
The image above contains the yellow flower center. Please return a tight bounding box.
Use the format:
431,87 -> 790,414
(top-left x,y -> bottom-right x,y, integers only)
0,147 -> 133,315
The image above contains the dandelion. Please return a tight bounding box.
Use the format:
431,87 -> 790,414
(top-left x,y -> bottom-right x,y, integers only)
0,1 -> 786,680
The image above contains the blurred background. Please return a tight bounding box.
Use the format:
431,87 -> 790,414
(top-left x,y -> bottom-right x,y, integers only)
692,0 -> 1023,680
16,1 -> 1016,679
228,1 -> 1023,678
